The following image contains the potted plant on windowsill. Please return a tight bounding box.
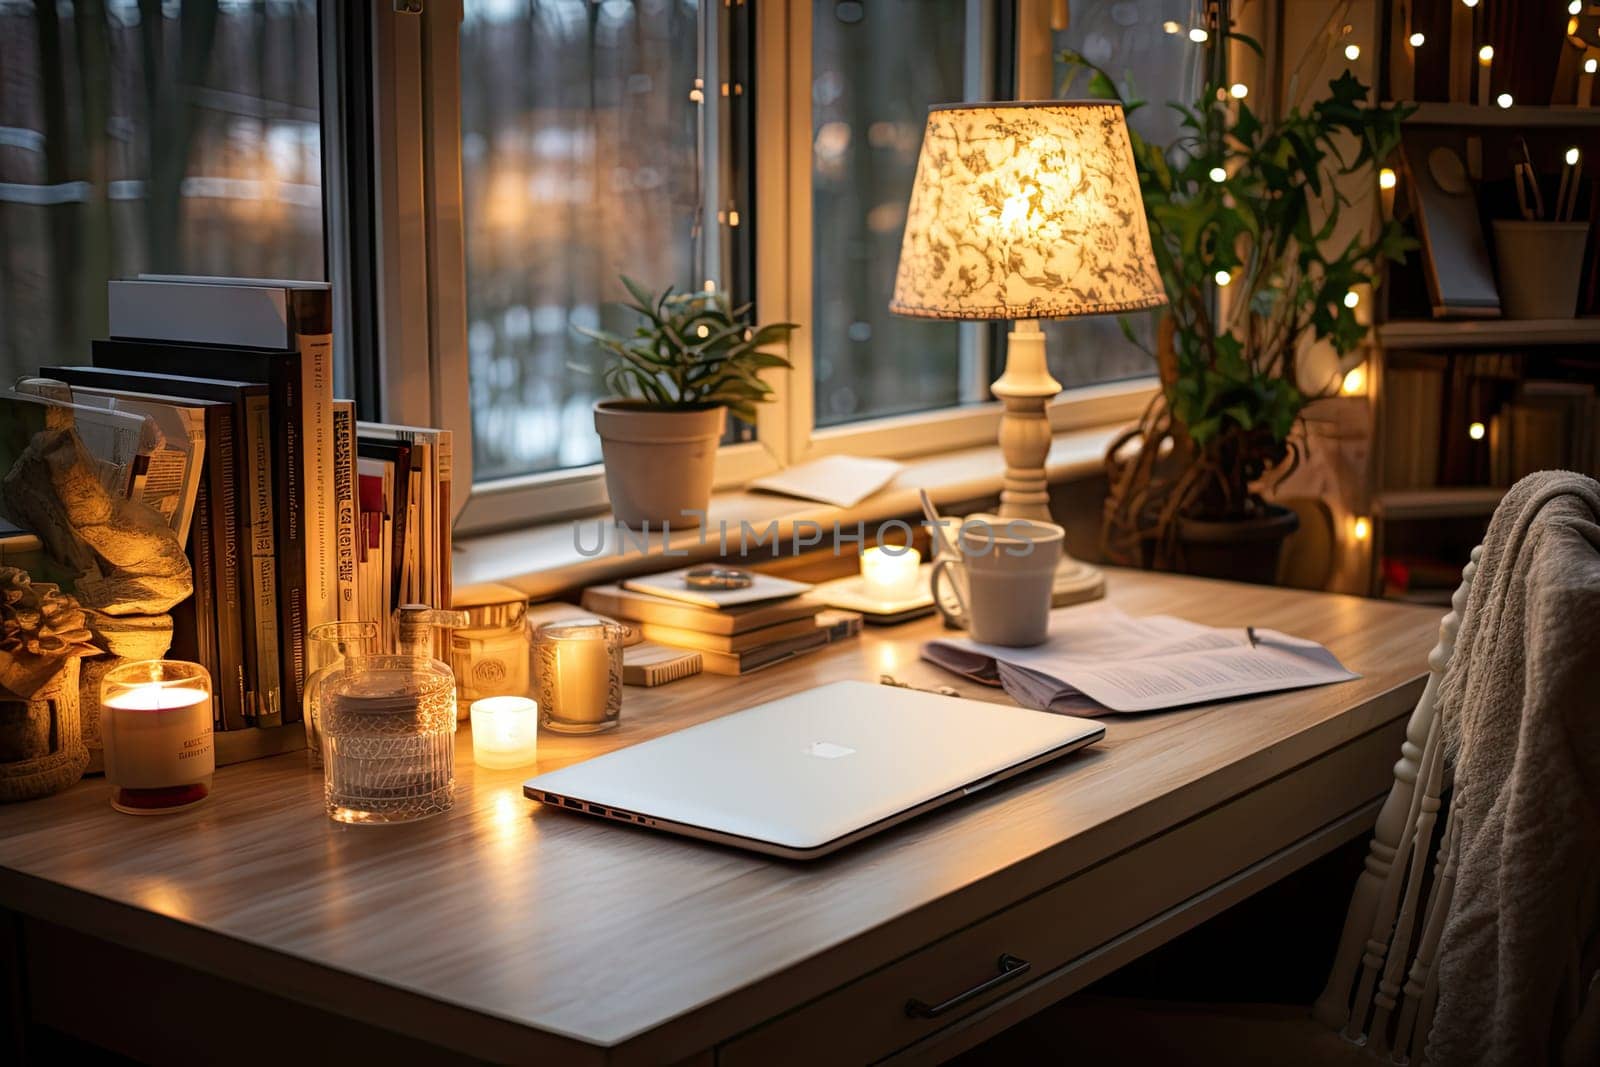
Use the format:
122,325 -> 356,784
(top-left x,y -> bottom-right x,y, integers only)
1061,39 -> 1414,583
578,278 -> 796,529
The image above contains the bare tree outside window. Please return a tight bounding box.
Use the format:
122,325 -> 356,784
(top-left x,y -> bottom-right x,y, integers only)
0,0 -> 324,385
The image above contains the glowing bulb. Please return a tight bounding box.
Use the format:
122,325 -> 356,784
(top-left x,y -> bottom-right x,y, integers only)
703,279 -> 716,292
1343,290 -> 1360,309
1468,421 -> 1486,441
1209,166 -> 1227,183
1567,146 -> 1582,166
1409,32 -> 1425,47
1461,0 -> 1478,8
1344,44 -> 1361,61
1588,58 -> 1598,74
1189,27 -> 1209,43
1214,270 -> 1232,287
1379,167 -> 1397,190
1497,92 -> 1514,108
696,324 -> 709,338
1229,82 -> 1249,99
1162,20 -> 1181,34
1341,365 -> 1368,395
1352,517 -> 1371,542
1478,45 -> 1494,63
1571,0 -> 1583,14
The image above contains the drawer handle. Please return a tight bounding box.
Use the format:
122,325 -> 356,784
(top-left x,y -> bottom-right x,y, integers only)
904,954 -> 1032,1019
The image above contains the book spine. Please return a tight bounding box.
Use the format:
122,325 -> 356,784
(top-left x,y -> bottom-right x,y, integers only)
242,394 -> 283,725
274,355 -> 309,722
183,478 -> 223,730
332,401 -> 358,622
436,431 -> 453,608
293,289 -> 338,646
206,405 -> 250,730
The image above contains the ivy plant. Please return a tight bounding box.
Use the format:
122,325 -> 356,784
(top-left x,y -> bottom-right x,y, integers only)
576,277 -> 797,422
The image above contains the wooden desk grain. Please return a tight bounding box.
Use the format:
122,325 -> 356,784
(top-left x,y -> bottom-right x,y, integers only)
0,571 -> 1440,1064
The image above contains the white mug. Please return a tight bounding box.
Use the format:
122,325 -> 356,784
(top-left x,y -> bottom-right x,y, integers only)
930,518 -> 1064,647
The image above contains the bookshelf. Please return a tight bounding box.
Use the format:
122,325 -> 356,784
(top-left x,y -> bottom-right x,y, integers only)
1368,94 -> 1600,600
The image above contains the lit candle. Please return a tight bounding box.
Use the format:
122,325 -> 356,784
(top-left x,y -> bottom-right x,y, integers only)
861,546 -> 922,602
470,696 -> 540,769
1583,53 -> 1598,108
534,620 -> 625,734
1477,45 -> 1493,108
100,660 -> 215,815
1379,166 -> 1398,219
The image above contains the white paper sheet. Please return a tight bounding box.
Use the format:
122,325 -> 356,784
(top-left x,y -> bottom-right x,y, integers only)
748,455 -> 903,508
922,603 -> 1358,714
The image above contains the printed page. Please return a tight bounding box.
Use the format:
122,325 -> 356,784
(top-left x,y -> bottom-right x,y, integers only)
923,605 -> 1358,714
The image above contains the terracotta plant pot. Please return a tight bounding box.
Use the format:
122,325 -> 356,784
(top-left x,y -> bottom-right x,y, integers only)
1175,505 -> 1301,585
593,401 -> 726,529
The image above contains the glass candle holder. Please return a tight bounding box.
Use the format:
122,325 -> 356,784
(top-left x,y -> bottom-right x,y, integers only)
533,620 -> 627,734
470,696 -> 540,769
861,545 -> 922,601
99,660 -> 215,815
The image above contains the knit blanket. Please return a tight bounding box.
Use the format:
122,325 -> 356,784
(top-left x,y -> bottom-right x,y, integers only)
1428,471 -> 1600,1067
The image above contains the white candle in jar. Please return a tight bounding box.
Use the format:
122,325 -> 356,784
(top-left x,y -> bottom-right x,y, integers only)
470,696 -> 540,769
861,546 -> 922,602
101,683 -> 214,812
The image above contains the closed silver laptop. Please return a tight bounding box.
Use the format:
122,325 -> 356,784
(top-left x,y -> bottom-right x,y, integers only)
523,679 -> 1104,859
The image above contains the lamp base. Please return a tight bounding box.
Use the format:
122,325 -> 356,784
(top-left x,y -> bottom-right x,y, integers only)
1052,556 -> 1106,607
992,319 -> 1107,606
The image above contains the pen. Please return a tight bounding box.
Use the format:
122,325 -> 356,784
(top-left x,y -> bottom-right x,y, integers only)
1246,626 -> 1259,648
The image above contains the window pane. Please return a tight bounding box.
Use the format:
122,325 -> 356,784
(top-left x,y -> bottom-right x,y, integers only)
811,0 -> 970,427
0,1 -> 325,385
1040,1 -> 1201,387
462,0 -> 709,483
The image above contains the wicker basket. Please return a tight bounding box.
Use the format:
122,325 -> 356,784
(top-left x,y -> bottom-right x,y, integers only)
0,658 -> 89,802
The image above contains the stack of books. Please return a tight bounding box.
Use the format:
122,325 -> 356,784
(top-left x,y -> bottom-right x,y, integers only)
31,276 -> 452,743
581,566 -> 839,676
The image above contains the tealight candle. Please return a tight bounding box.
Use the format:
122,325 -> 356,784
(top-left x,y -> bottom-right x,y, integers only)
861,545 -> 922,602
100,660 -> 214,815
470,696 -> 540,769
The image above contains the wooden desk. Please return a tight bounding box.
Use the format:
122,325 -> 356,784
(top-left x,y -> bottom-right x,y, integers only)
0,571 -> 1439,1066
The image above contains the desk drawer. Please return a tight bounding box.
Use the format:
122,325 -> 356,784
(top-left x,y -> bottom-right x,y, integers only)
720,721 -> 1401,1067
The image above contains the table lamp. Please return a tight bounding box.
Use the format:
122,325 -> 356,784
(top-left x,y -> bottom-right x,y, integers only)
890,101 -> 1166,602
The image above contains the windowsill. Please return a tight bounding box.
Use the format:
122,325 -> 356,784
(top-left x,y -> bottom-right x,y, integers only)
453,422 -> 1127,600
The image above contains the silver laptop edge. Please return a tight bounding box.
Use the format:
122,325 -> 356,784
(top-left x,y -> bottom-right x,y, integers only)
523,680 -> 1105,860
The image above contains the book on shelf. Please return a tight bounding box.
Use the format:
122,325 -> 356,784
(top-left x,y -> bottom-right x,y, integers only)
354,423 -> 454,655
580,582 -> 823,636
105,276 -> 336,714
45,364 -> 283,725
1381,358 -> 1445,490
90,336 -> 312,720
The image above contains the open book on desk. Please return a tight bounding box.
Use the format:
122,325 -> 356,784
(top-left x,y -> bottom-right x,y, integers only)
922,604 -> 1358,714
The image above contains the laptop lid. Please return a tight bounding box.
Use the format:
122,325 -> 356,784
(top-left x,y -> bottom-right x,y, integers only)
523,680 -> 1103,859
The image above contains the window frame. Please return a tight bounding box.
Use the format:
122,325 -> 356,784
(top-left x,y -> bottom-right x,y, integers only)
394,0 -> 1158,538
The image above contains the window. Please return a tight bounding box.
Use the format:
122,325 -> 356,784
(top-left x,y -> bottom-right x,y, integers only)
0,1 -> 326,388
1041,0 -> 1202,388
460,0 -> 749,484
810,0 -> 977,426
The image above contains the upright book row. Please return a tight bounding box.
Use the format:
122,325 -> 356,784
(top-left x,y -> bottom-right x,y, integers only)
38,277 -> 453,735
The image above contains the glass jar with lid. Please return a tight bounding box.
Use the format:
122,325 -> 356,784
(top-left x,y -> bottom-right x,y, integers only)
449,581 -> 532,714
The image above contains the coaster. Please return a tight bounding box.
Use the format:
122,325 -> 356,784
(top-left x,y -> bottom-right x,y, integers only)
812,568 -> 937,624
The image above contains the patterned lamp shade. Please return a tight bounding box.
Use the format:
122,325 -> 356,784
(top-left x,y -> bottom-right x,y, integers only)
890,102 -> 1166,320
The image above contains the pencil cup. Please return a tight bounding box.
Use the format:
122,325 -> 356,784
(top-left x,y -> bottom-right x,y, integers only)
1492,220 -> 1589,319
